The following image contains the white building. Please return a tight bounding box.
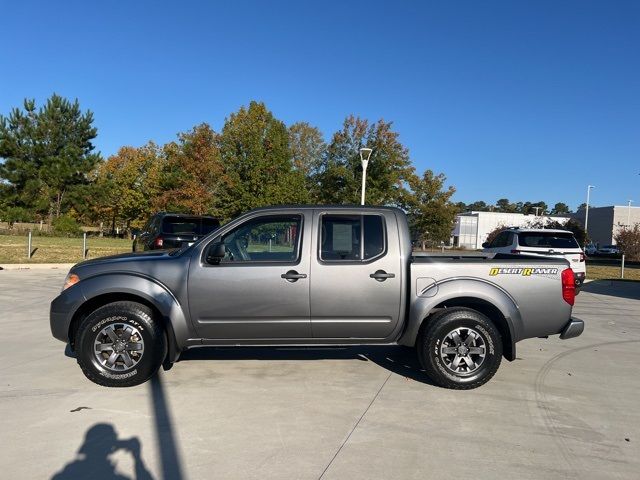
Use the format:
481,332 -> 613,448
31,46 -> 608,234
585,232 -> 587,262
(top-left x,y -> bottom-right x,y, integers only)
452,211 -> 569,250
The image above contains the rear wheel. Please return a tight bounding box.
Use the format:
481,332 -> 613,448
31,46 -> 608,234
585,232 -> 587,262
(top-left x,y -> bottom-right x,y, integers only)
417,308 -> 502,389
75,301 -> 165,387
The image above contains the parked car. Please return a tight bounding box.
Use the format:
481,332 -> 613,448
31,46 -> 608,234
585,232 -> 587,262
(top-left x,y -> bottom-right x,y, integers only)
132,213 -> 220,252
51,206 -> 582,390
598,245 -> 620,255
584,243 -> 598,256
482,228 -> 586,287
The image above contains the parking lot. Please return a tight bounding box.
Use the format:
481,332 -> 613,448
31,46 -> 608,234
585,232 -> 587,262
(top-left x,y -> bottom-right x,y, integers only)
0,269 -> 638,479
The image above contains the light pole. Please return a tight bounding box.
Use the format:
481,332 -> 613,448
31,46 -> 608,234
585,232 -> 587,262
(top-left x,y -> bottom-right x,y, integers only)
628,200 -> 634,227
585,185 -> 595,239
359,147 -> 373,205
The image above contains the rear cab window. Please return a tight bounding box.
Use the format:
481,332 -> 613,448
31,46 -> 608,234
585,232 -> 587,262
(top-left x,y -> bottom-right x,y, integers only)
517,232 -> 580,249
320,214 -> 385,262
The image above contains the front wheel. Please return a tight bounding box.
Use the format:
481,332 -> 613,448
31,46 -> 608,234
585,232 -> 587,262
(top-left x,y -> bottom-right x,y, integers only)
75,301 -> 166,387
417,308 -> 502,389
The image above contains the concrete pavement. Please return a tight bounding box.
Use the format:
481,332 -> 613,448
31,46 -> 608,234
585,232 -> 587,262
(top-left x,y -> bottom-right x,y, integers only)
0,270 -> 638,479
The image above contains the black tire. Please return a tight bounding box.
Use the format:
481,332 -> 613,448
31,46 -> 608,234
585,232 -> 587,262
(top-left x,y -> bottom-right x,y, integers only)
75,301 -> 166,387
417,308 -> 502,390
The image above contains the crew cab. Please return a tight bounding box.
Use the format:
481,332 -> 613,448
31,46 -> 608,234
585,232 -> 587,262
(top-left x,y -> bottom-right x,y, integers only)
51,206 -> 583,390
482,228 -> 587,287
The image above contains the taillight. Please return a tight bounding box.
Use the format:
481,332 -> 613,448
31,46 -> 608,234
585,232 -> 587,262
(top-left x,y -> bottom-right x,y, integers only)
510,249 -> 520,254
561,268 -> 575,306
579,253 -> 585,262
154,237 -> 164,248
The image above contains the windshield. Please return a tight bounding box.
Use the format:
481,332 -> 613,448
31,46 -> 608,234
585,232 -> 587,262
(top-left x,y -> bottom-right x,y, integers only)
162,216 -> 220,235
518,232 -> 580,249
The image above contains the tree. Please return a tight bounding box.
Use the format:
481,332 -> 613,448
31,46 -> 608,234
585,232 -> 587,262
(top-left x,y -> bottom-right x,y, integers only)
288,122 -> 327,199
551,202 -> 571,215
495,198 -> 517,213
288,122 -> 326,178
218,101 -> 307,219
467,201 -> 489,212
0,206 -> 33,227
93,142 -> 163,232
577,203 -> 587,211
155,124 -> 229,217
0,94 -> 100,222
530,201 -> 548,215
314,116 -> 414,205
614,224 -> 640,261
454,201 -> 468,213
405,170 -> 457,247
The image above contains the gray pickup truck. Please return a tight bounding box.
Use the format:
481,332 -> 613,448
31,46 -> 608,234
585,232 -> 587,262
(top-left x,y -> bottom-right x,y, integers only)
50,206 -> 583,389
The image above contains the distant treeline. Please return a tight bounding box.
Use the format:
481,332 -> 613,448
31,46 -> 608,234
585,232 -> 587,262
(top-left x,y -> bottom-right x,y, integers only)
0,94 -> 456,244
456,199 -> 586,216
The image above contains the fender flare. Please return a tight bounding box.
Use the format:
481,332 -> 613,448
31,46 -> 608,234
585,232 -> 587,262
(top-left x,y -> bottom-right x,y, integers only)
72,272 -> 195,363
398,278 -> 523,360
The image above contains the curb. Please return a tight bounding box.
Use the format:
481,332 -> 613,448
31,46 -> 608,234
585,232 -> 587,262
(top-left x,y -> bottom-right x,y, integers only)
0,263 -> 75,271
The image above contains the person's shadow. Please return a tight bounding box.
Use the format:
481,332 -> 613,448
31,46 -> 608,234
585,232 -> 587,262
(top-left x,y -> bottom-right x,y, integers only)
51,423 -> 154,480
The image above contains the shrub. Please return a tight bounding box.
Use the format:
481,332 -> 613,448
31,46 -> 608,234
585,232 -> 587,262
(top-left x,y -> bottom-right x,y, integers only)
614,224 -> 640,261
0,206 -> 33,226
52,215 -> 83,237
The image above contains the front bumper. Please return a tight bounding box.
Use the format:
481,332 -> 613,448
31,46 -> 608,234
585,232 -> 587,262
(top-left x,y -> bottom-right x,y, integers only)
50,283 -> 85,343
560,318 -> 584,340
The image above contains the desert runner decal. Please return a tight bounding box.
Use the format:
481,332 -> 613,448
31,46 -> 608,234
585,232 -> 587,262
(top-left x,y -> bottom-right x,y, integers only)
489,267 -> 559,276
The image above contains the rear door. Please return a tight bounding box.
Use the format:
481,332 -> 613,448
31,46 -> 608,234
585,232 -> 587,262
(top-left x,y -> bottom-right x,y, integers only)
309,209 -> 402,339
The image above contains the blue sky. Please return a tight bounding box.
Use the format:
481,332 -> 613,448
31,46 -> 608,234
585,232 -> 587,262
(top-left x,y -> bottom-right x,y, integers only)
1,0 -> 638,209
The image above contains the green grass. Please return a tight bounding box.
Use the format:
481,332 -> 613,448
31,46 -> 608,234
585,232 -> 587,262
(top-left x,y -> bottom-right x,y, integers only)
587,264 -> 640,281
0,234 -> 131,264
246,242 -> 294,253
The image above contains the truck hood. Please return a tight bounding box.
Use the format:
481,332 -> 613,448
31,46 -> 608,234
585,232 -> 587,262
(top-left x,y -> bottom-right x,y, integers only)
72,249 -> 172,269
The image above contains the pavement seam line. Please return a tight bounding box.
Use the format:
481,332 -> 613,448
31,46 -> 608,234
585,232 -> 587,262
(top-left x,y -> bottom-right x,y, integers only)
317,372 -> 392,480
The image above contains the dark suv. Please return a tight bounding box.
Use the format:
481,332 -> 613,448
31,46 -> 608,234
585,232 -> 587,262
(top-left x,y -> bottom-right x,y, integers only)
133,213 -> 220,252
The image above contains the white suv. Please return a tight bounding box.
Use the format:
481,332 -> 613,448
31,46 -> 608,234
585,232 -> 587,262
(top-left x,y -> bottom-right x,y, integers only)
482,228 -> 586,287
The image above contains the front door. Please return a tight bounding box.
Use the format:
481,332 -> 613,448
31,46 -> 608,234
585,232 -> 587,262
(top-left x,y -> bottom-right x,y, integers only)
309,210 -> 402,339
188,212 -> 312,340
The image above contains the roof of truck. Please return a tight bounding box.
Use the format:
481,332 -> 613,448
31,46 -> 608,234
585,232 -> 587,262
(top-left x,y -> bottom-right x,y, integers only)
248,204 -> 406,213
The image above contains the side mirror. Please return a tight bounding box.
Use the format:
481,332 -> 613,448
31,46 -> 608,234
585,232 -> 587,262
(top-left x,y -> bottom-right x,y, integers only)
482,242 -> 489,248
206,242 -> 226,264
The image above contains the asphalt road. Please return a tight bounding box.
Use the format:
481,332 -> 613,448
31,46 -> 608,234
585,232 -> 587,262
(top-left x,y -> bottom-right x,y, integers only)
0,270 -> 638,479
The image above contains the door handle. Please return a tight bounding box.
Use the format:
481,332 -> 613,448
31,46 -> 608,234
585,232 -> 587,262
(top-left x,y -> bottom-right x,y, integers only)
370,270 -> 395,282
281,270 -> 307,282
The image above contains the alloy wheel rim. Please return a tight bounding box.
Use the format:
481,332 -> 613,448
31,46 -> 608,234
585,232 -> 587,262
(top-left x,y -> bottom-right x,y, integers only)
440,327 -> 486,375
93,323 -> 145,372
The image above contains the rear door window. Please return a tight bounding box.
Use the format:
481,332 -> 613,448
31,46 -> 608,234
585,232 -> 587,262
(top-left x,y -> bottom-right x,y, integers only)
320,214 -> 385,261
490,231 -> 510,248
518,232 -> 579,249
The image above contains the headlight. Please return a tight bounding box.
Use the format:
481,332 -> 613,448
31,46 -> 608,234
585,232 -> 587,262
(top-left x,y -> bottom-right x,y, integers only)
63,273 -> 80,291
